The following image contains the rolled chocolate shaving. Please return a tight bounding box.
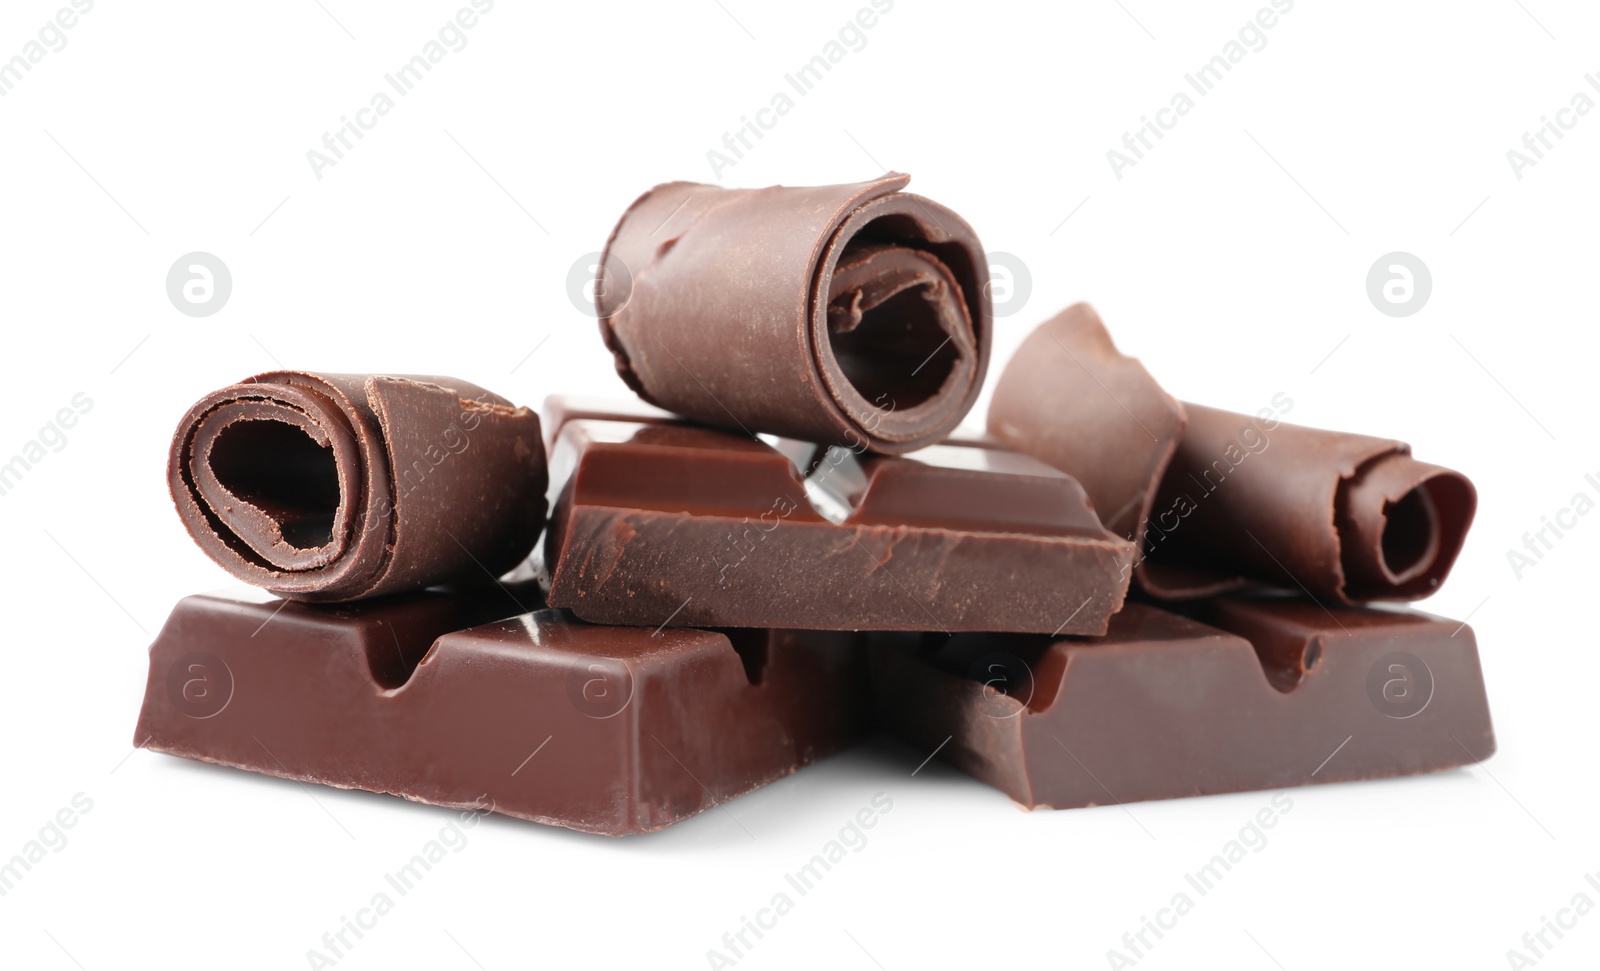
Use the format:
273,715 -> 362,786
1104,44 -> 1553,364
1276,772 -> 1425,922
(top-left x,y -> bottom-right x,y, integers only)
597,172 -> 990,454
169,371 -> 547,602
986,303 -> 1185,546
1145,404 -> 1476,604
1335,453 -> 1476,600
987,305 -> 1477,605
1340,456 -> 1441,589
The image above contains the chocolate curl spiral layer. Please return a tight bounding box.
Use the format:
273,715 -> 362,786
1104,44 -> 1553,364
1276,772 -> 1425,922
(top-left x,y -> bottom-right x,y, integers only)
1148,404 -> 1477,604
987,305 -> 1476,605
597,172 -> 990,454
168,372 -> 547,602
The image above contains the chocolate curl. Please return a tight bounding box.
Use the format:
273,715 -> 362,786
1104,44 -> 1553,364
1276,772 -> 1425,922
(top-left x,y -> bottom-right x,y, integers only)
986,303 -> 1185,547
1336,454 -> 1476,600
1146,404 -> 1477,604
987,305 -> 1477,605
597,172 -> 990,454
168,372 -> 547,602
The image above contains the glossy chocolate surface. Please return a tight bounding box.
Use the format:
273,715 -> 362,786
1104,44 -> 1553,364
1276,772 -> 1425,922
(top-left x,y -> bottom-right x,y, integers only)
135,584 -> 870,835
871,598 -> 1495,809
541,407 -> 1135,633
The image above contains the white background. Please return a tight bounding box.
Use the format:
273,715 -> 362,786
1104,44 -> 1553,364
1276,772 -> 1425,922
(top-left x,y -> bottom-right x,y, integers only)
1,1 -> 1595,968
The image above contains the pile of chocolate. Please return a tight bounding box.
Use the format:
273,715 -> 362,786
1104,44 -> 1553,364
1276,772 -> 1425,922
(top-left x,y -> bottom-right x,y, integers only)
135,174 -> 1495,835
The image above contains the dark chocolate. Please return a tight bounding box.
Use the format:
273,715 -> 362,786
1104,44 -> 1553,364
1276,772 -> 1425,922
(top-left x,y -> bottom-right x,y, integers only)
538,393 -> 675,452
169,372 -> 547,602
597,173 -> 991,454
133,584 -> 871,836
871,597 -> 1495,809
1145,404 -> 1477,603
987,305 -> 1476,604
541,405 -> 1135,633
986,303 -> 1185,548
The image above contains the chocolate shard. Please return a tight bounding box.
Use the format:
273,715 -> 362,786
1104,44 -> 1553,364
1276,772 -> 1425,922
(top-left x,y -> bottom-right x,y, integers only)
987,305 -> 1476,604
168,372 -> 548,602
133,584 -> 871,836
597,173 -> 991,454
541,404 -> 1135,634
870,597 -> 1495,810
986,302 -> 1186,549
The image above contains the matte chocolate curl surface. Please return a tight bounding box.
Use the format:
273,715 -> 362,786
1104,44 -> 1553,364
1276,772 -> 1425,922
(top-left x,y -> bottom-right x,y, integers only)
597,172 -> 990,454
168,372 -> 547,602
988,304 -> 1477,605
1149,403 -> 1476,603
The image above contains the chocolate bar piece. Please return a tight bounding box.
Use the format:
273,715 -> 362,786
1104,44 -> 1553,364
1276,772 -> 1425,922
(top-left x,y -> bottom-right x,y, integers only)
541,408 -> 1135,634
870,597 -> 1495,809
987,305 -> 1476,604
133,584 -> 870,836
169,372 -> 547,602
597,173 -> 990,454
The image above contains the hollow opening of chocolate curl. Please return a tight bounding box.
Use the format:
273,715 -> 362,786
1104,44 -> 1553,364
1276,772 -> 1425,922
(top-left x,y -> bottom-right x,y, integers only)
210,420 -> 341,550
1380,485 -> 1439,580
828,283 -> 960,409
809,200 -> 986,451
